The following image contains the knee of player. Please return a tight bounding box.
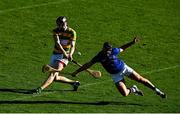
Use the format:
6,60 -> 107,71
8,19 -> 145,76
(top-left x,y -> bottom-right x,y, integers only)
120,90 -> 129,97
121,92 -> 129,97
139,77 -> 149,83
57,67 -> 63,71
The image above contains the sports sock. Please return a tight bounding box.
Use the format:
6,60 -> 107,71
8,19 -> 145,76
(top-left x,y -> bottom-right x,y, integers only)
39,87 -> 43,90
144,83 -> 156,90
130,87 -> 136,93
155,88 -> 161,93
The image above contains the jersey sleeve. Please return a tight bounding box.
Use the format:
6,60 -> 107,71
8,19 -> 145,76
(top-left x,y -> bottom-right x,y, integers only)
112,48 -> 120,55
90,52 -> 101,63
119,48 -> 123,52
70,29 -> 77,41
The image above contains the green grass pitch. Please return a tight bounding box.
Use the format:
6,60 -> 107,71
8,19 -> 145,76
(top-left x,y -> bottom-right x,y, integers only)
0,0 -> 180,113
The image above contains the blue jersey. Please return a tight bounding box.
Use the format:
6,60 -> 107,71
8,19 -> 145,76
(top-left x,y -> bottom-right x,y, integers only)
91,48 -> 125,74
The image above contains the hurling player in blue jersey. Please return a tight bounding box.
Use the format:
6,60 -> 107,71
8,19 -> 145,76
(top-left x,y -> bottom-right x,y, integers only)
72,37 -> 166,98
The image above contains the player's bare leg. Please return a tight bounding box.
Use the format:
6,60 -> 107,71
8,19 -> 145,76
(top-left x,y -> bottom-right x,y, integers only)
33,62 -> 64,94
115,80 -> 143,97
41,72 -> 58,90
129,71 -> 166,98
54,62 -> 80,91
116,80 -> 130,96
39,63 -> 64,90
33,62 -> 80,94
55,75 -> 76,84
33,71 -> 59,94
54,75 -> 80,91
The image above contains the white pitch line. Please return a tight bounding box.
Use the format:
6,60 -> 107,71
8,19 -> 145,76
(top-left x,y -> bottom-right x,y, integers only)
81,64 -> 180,88
144,64 -> 180,74
0,0 -> 69,14
12,64 -> 180,101
0,0 -> 179,20
12,64 -> 180,100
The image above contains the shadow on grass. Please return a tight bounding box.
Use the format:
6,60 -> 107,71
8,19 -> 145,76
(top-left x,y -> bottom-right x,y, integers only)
0,89 -> 145,106
0,100 -> 143,106
0,88 -> 74,94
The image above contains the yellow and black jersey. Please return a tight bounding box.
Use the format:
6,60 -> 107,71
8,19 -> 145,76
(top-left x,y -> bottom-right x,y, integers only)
53,27 -> 76,53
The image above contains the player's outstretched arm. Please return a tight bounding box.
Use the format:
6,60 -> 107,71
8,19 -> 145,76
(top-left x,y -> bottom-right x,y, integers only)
72,61 -> 94,77
119,36 -> 140,52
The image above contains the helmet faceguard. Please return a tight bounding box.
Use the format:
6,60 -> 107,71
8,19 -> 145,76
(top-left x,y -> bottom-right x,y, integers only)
56,16 -> 67,25
103,42 -> 112,50
56,16 -> 68,31
102,42 -> 112,56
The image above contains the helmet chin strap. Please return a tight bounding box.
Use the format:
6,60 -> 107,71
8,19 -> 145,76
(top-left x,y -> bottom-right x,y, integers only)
58,25 -> 68,31
64,26 -> 68,30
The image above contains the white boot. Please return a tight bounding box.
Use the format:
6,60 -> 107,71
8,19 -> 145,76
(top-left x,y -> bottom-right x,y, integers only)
155,88 -> 166,98
131,85 -> 143,96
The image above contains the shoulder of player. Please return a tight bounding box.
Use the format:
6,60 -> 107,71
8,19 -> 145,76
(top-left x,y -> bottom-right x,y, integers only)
52,28 -> 59,34
112,47 -> 122,53
112,47 -> 121,50
67,27 -> 76,34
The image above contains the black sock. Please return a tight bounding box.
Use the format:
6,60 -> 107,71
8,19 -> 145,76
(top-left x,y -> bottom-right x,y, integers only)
144,83 -> 156,90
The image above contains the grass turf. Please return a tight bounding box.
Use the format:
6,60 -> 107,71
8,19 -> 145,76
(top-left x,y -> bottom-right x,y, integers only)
0,0 -> 180,113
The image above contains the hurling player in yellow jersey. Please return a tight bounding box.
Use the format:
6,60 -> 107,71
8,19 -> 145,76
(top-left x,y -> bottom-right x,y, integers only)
33,16 -> 80,94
